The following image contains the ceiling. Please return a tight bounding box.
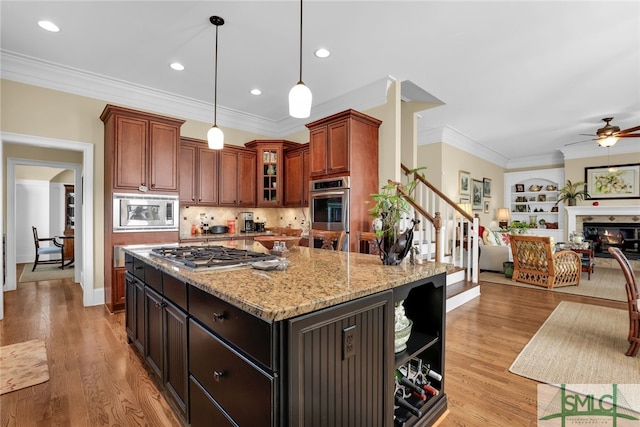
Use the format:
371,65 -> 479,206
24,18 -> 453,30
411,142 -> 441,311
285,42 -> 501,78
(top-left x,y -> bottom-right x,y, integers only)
2,1 -> 639,168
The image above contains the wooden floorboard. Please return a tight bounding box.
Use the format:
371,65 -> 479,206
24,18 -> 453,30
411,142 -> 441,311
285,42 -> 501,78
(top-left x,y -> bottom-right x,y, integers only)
0,264 -> 628,426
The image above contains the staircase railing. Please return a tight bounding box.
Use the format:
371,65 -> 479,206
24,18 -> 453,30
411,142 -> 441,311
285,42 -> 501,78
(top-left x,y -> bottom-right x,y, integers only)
400,164 -> 479,283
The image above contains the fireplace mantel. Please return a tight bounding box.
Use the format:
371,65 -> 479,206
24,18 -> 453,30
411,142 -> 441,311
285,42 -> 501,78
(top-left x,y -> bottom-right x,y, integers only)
566,206 -> 640,234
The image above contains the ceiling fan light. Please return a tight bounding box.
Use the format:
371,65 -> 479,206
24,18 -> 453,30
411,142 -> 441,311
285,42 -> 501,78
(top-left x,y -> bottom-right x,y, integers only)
289,82 -> 312,118
207,125 -> 224,149
598,135 -> 618,147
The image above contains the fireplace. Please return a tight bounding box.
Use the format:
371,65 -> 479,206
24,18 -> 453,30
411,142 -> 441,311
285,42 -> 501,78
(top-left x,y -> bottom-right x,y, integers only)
583,222 -> 640,260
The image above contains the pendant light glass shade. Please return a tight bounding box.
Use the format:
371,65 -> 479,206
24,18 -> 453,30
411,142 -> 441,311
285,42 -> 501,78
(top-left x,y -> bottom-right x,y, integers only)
598,135 -> 618,147
208,16 -> 224,149
289,0 -> 311,118
289,81 -> 312,118
207,125 -> 224,149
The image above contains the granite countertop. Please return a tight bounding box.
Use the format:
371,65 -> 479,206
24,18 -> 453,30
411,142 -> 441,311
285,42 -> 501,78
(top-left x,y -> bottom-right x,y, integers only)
124,240 -> 448,322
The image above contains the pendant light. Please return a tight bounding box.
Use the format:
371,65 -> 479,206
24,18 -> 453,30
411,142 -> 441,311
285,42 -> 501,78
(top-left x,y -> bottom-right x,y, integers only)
207,16 -> 224,149
288,0 -> 312,118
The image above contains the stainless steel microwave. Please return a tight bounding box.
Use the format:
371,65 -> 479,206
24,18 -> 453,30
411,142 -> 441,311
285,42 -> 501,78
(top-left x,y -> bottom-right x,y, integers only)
113,193 -> 179,232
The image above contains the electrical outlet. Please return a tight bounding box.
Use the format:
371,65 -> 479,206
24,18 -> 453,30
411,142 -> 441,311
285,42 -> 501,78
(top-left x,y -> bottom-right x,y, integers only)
342,325 -> 356,360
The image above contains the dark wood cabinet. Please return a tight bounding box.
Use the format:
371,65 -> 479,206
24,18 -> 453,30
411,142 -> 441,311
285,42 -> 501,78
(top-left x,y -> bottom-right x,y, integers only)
101,105 -> 183,313
125,270 -> 145,355
101,105 -> 183,193
163,299 -> 189,418
218,146 -> 257,207
181,139 -> 255,207
287,290 -> 393,426
180,137 -> 219,205
145,286 -> 164,379
245,140 -> 300,207
306,109 -> 381,179
283,144 -> 310,207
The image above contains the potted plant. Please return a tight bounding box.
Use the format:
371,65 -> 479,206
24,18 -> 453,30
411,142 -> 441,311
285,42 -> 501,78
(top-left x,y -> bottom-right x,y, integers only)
556,180 -> 590,206
367,167 -> 426,265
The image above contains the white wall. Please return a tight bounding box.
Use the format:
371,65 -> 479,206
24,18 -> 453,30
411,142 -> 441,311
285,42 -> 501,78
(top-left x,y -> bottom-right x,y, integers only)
15,179 -> 58,263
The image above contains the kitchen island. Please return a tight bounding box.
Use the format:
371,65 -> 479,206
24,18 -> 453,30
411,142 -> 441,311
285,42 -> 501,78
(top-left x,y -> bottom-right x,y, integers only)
124,240 -> 448,426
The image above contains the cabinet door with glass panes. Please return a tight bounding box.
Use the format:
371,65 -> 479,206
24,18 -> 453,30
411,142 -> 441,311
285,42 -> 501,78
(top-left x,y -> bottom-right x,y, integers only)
64,185 -> 75,235
245,140 -> 300,208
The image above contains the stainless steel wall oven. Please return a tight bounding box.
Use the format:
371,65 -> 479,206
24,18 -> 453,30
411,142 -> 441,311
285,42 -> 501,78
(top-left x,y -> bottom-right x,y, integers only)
309,176 -> 350,232
113,193 -> 179,232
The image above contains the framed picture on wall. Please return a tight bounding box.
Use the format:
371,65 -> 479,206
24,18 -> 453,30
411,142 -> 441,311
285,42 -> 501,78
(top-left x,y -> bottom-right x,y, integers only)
459,170 -> 470,196
472,179 -> 483,210
483,178 -> 492,198
585,163 -> 640,199
483,200 -> 490,214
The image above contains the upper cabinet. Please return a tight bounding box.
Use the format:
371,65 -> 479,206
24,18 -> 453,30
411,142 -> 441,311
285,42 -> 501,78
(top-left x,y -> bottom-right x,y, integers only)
245,140 -> 299,207
219,146 -> 257,207
101,105 -> 184,194
180,139 -> 256,207
305,109 -> 381,179
179,138 -> 219,205
284,144 -> 310,207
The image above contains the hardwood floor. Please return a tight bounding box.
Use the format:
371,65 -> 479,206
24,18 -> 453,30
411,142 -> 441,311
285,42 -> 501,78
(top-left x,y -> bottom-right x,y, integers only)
0,264 -> 626,426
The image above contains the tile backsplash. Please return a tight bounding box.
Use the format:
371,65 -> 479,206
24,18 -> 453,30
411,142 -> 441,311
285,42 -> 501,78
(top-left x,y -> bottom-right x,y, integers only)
180,206 -> 310,238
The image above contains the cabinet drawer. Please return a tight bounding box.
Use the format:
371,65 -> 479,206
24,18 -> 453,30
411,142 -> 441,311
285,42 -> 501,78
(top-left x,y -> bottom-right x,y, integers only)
188,285 -> 273,369
189,376 -> 237,427
189,320 -> 273,427
144,263 -> 162,293
132,256 -> 146,281
163,272 -> 187,311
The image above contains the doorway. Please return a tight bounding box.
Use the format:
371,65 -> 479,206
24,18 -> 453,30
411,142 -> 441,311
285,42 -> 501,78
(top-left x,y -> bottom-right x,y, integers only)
1,132 -> 95,320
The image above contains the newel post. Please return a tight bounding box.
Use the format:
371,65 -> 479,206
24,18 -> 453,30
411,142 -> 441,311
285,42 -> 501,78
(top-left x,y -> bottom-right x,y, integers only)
433,212 -> 442,262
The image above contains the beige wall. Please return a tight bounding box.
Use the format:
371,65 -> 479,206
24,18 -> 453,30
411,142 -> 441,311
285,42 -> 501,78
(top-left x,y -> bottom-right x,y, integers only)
417,143 -> 505,227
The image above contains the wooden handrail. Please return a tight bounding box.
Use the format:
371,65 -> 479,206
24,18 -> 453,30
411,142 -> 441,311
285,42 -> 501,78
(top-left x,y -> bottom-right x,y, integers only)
401,163 -> 474,222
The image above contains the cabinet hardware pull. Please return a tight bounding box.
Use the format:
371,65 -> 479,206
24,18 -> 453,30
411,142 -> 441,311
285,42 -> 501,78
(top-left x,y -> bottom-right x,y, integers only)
213,370 -> 225,382
212,312 -> 226,321
135,266 -> 143,270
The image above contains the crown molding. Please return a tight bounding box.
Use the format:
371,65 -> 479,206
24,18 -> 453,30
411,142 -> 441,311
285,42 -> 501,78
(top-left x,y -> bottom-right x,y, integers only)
1,50 -> 391,139
505,152 -> 565,169
418,125 -> 510,168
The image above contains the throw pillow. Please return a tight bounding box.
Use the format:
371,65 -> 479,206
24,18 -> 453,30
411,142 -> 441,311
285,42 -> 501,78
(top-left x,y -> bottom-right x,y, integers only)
483,229 -> 499,246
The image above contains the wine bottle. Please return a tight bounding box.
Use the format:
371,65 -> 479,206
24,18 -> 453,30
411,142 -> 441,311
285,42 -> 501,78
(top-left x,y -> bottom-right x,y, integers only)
424,366 -> 442,382
395,394 -> 422,418
423,383 -> 440,396
395,369 -> 425,396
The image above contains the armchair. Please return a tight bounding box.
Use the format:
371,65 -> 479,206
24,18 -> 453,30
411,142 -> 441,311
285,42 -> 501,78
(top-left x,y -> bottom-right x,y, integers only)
509,234 -> 581,288
31,226 -> 64,271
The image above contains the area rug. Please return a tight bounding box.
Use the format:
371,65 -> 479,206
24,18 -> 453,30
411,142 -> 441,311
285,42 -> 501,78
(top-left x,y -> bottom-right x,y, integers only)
0,339 -> 49,394
18,264 -> 74,283
509,301 -> 638,384
480,267 -> 626,302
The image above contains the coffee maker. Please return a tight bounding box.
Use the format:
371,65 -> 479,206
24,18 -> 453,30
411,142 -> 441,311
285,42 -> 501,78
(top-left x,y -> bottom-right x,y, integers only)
239,212 -> 254,232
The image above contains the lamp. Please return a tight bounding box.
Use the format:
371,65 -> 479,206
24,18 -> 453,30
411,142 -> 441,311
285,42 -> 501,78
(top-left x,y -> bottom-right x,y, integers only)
288,0 -> 312,118
496,208 -> 510,229
207,16 -> 224,150
598,135 -> 618,148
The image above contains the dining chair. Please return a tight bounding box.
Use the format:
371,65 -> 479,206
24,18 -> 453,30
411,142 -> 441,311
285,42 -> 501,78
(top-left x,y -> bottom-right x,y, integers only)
355,231 -> 380,255
32,226 -> 65,271
309,230 -> 346,251
608,247 -> 640,357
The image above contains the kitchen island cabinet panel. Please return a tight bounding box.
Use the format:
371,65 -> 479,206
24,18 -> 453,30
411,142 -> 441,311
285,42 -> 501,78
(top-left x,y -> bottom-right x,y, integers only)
189,319 -> 274,427
164,299 -> 189,420
287,290 -> 393,426
144,286 -> 164,380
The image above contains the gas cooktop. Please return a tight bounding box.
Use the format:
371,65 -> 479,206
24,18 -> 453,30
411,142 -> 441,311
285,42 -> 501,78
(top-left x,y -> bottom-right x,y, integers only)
150,245 -> 276,270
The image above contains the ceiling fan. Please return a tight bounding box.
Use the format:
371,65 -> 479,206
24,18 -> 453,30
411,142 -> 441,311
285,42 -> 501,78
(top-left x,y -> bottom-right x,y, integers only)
566,117 -> 640,147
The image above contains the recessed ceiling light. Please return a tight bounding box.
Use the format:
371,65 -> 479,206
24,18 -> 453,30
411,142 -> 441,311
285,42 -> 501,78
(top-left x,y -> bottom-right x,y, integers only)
170,62 -> 185,71
38,20 -> 60,32
250,89 -> 262,95
314,48 -> 331,58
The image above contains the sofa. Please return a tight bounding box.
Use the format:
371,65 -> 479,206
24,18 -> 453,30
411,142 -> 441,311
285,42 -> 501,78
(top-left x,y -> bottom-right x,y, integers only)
478,229 -> 513,272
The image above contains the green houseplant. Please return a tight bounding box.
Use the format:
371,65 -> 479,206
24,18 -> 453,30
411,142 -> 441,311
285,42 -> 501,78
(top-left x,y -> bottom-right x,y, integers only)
367,167 -> 426,265
556,180 -> 590,206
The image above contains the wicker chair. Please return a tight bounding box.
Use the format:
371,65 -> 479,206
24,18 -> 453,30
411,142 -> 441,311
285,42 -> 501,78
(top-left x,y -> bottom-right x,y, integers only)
608,247 -> 640,357
509,234 -> 581,288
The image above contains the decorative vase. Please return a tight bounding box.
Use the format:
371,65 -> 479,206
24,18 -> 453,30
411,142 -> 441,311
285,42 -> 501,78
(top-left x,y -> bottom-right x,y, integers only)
266,164 -> 276,175
503,261 -> 514,279
377,218 -> 419,265
568,199 -> 576,206
394,301 -> 413,353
